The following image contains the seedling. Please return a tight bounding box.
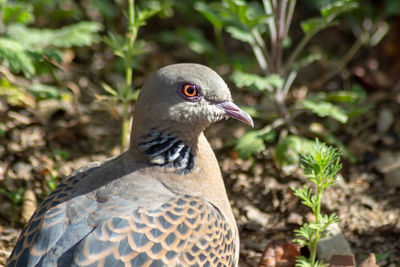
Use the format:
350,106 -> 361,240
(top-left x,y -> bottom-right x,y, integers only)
291,141 -> 342,267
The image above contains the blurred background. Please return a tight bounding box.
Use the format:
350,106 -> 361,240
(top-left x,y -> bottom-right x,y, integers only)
0,0 -> 399,266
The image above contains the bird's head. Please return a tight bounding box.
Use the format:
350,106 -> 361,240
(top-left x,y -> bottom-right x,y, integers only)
132,63 -> 253,136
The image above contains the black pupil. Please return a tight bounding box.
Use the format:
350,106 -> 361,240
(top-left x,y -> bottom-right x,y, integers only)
186,86 -> 195,95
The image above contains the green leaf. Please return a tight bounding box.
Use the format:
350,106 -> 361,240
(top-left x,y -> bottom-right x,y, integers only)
302,99 -> 348,123
7,22 -> 101,49
177,27 -> 215,55
231,70 -> 283,91
0,38 -> 35,77
294,224 -> 313,241
3,3 -> 34,24
53,148 -> 70,160
385,0 -> 400,17
291,185 -> 314,208
195,2 -> 224,29
275,136 -> 317,166
295,256 -> 313,267
293,53 -> 323,70
300,142 -> 342,180
309,122 -> 357,163
300,17 -> 338,35
234,130 -> 266,159
321,0 -> 359,22
375,253 -> 389,261
28,83 -> 63,101
325,90 -> 363,103
101,82 -> 118,96
103,32 -> 126,58
226,26 -> 253,43
135,1 -> 163,27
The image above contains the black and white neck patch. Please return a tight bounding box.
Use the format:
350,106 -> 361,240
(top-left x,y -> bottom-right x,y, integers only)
139,130 -> 194,174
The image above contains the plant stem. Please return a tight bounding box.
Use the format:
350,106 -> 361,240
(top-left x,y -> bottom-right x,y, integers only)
310,183 -> 323,266
250,29 -> 271,75
284,0 -> 296,38
121,0 -> 137,150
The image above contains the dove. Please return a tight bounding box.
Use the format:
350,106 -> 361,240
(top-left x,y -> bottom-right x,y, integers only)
7,63 -> 253,267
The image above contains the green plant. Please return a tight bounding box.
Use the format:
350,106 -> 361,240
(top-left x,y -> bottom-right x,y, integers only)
0,187 -> 24,208
102,0 -> 166,150
0,0 -> 100,105
291,141 -> 342,267
196,0 -> 387,164
45,148 -> 71,194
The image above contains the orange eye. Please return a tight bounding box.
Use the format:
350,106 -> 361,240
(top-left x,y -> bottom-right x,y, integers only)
182,84 -> 198,97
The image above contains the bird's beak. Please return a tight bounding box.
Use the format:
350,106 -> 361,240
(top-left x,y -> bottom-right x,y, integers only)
215,101 -> 254,127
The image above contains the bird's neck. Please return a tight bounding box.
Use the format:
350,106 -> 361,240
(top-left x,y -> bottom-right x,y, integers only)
136,129 -> 195,174
129,122 -> 203,174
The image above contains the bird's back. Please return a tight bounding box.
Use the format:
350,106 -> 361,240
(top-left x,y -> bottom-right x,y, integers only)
7,152 -> 238,267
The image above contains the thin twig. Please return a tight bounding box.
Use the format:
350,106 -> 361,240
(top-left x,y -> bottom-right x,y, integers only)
284,0 -> 296,38
251,29 -> 272,73
278,0 -> 288,40
257,118 -> 286,135
250,38 -> 269,76
274,0 -> 288,73
262,0 -> 277,46
282,70 -> 297,97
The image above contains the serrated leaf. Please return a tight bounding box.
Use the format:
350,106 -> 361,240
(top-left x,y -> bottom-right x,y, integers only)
302,99 -> 348,123
321,0 -> 359,22
295,256 -> 313,267
7,21 -> 101,49
0,38 -> 35,77
293,238 -> 308,247
294,224 -> 313,240
234,130 -> 265,159
103,32 -> 126,58
231,70 -> 282,91
226,26 -> 253,43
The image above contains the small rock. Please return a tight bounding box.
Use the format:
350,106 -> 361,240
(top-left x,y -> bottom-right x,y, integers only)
377,108 -> 394,134
317,223 -> 353,262
375,151 -> 400,188
244,204 -> 271,227
13,162 -> 33,181
287,212 -> 303,225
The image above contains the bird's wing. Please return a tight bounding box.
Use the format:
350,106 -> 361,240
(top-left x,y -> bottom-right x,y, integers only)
7,166 -> 237,267
7,163 -> 102,267
70,194 -> 237,267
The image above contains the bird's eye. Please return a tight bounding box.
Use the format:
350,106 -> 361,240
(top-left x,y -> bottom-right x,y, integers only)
182,84 -> 198,97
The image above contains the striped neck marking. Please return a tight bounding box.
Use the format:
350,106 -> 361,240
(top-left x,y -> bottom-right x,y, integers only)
139,130 -> 194,174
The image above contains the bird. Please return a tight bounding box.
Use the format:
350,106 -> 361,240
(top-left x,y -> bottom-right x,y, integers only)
7,63 -> 253,267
